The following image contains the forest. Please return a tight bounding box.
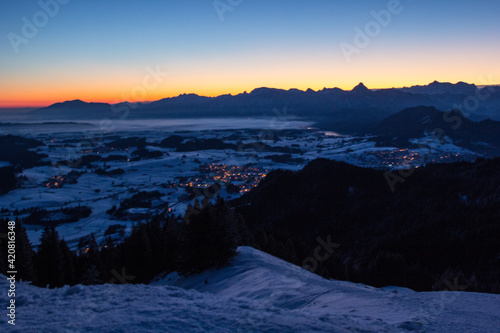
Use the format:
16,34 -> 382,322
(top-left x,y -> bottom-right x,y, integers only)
234,158 -> 500,293
0,198 -> 245,287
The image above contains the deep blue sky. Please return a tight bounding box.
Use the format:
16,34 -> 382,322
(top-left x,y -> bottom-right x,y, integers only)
1,0 -> 499,106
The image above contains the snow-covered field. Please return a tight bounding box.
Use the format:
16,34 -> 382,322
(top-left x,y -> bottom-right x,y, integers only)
3,247 -> 499,332
0,119 -> 479,251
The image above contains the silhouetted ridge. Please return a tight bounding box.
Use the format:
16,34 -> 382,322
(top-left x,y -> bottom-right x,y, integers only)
351,82 -> 370,93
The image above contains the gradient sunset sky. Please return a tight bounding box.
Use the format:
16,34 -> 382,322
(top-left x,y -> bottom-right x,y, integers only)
1,0 -> 499,108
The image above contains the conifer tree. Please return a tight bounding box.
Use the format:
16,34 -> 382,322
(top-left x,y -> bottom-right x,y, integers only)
36,226 -> 64,288
177,199 -> 237,275
60,239 -> 76,285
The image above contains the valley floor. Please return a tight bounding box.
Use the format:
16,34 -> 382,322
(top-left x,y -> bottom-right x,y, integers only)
0,120 -> 477,250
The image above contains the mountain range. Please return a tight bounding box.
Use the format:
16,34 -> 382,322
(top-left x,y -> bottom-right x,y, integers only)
28,81 -> 500,129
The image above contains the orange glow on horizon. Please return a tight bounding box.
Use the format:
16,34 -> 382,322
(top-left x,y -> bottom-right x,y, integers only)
0,71 -> 494,108
2,44 -> 500,109
2,1 -> 499,110
3,79 -> 500,109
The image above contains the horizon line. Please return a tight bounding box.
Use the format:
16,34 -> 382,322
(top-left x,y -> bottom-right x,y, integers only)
2,80 -> 499,109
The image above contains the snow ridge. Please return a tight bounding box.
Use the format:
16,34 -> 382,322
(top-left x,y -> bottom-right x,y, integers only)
2,247 -> 499,332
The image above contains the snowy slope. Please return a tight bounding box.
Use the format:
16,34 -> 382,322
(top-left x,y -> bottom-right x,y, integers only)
3,247 -> 500,332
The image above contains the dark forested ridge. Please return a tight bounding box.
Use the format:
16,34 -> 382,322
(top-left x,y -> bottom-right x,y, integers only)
0,135 -> 47,169
233,158 -> 500,293
372,106 -> 500,156
0,135 -> 49,194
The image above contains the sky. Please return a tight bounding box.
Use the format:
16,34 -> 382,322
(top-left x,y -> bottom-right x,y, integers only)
0,0 -> 499,108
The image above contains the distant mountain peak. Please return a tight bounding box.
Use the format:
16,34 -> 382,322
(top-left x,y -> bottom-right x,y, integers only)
351,83 -> 370,93
46,99 -> 88,108
62,99 -> 87,105
179,93 -> 199,97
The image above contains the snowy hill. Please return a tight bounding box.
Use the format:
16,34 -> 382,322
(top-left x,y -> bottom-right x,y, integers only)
3,247 -> 500,332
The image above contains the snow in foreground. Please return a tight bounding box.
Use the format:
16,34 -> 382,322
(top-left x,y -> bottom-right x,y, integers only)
3,247 -> 500,332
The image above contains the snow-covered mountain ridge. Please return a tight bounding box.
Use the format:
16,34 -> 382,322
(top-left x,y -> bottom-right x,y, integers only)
3,247 -> 499,332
